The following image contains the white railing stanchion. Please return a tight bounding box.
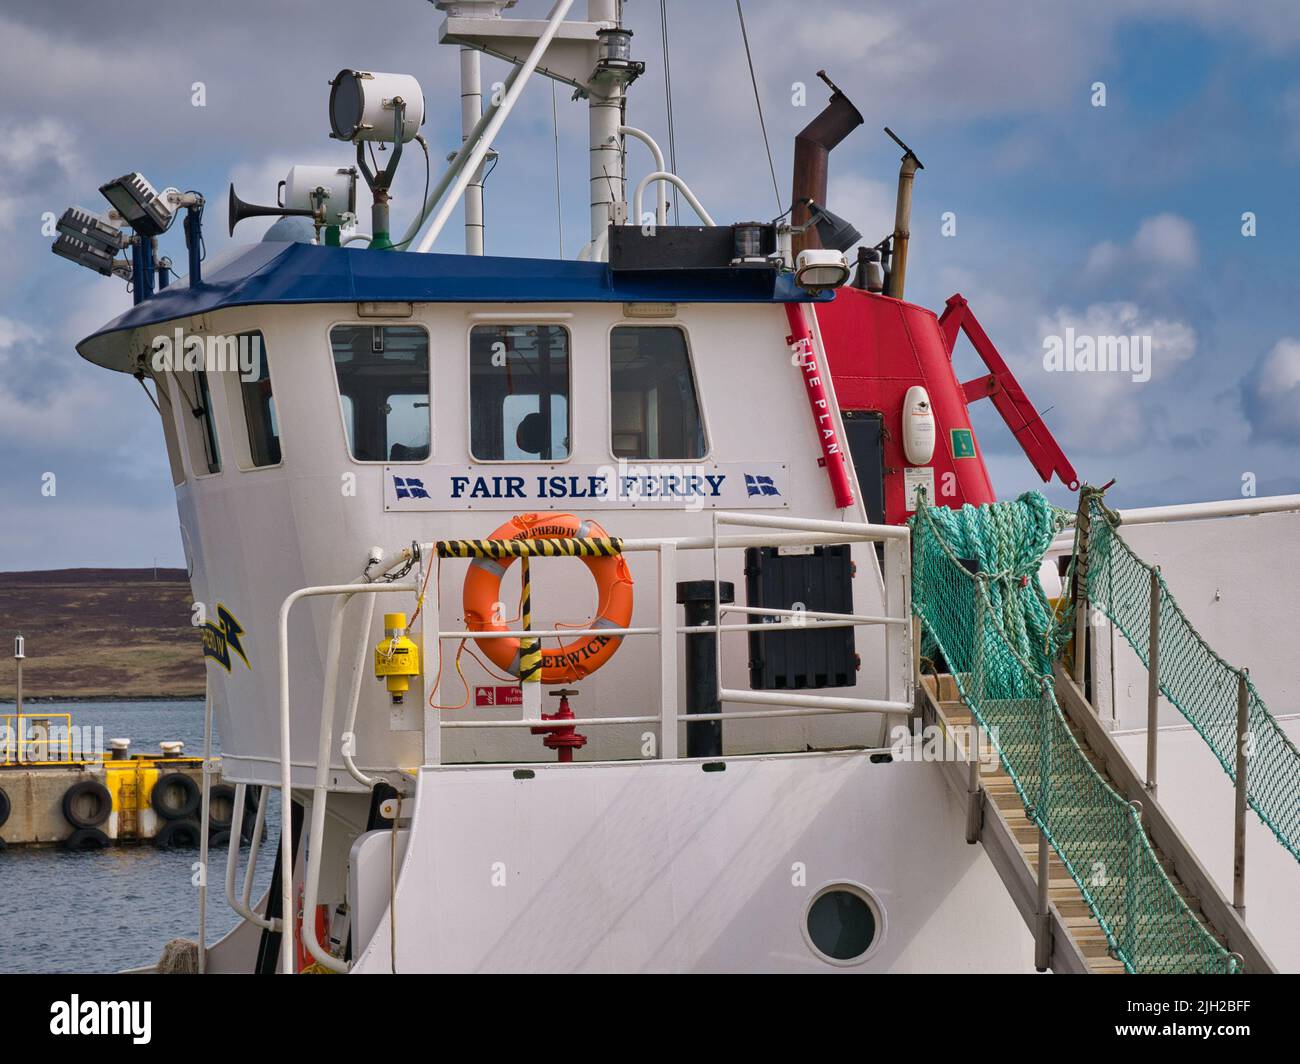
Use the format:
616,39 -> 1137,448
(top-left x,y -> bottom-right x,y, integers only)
225,782 -> 277,932
658,542 -> 679,759
420,554 -> 442,768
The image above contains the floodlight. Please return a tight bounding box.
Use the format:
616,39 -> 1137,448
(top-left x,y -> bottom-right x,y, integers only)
795,249 -> 851,293
56,206 -> 128,254
328,70 -> 425,144
52,232 -> 120,276
99,172 -> 174,236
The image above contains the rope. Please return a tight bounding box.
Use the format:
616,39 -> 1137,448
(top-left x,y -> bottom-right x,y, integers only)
659,0 -> 679,225
735,0 -> 783,215
911,490 -> 1236,974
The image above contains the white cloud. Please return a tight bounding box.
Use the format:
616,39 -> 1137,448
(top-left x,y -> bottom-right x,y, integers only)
0,316 -> 38,350
1241,338 -> 1300,443
1085,213 -> 1198,277
1035,302 -> 1197,452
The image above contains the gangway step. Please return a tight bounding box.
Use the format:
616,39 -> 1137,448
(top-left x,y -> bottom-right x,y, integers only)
920,672 -> 1239,974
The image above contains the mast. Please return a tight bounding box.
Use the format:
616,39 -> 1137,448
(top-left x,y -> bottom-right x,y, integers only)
586,0 -> 625,249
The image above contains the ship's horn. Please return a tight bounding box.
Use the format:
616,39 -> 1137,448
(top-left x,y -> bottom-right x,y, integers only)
228,183 -> 314,237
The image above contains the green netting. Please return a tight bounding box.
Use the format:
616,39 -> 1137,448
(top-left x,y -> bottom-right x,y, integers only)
912,491 -> 1236,974
1085,497 -> 1300,864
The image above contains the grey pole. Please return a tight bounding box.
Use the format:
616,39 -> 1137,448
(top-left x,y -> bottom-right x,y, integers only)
1034,830 -> 1051,971
14,633 -> 24,764
1234,669 -> 1249,912
1072,505 -> 1090,687
1145,566 -> 1160,791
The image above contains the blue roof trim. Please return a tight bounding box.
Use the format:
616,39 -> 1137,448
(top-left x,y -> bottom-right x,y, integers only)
79,241 -> 827,349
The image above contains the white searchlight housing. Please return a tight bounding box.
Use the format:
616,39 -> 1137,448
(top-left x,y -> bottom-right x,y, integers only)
282,165 -> 358,227
795,249 -> 851,293
328,70 -> 425,144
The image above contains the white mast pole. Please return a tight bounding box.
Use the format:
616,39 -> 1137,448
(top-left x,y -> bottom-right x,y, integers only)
459,45 -> 486,255
587,0 -> 624,251
415,0 -> 575,255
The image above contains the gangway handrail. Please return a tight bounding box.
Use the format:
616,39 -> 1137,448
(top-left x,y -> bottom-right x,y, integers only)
1079,496 -> 1300,875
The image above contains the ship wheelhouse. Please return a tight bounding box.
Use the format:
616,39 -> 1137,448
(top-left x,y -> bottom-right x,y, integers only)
78,241 -> 913,782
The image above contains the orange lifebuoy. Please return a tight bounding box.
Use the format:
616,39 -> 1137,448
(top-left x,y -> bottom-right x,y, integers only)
463,513 -> 634,684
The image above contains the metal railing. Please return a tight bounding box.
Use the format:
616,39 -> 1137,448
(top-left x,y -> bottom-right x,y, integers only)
270,511 -> 912,974
0,713 -> 75,764
424,511 -> 913,755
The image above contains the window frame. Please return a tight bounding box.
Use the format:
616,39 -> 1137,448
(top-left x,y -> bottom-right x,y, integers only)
327,319 -> 434,466
605,321 -> 710,463
214,330 -> 284,472
164,367 -> 223,481
466,320 -> 575,465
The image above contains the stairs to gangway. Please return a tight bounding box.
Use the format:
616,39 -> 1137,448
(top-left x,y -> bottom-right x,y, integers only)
919,671 -> 1276,974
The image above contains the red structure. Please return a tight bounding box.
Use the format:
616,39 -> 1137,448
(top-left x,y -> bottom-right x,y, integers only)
818,288 -> 1078,524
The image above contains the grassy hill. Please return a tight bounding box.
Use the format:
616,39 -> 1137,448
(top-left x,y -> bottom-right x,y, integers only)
0,569 -> 204,700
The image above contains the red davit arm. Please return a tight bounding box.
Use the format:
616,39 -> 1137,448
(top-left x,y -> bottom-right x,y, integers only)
938,294 -> 1080,491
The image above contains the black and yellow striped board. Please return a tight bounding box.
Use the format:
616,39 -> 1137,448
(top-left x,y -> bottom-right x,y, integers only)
436,537 -> 623,559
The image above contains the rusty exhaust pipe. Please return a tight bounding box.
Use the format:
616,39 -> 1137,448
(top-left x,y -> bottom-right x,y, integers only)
791,70 -> 864,256
883,126 -> 923,300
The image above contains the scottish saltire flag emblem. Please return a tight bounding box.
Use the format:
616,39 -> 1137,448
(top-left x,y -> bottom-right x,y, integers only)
745,474 -> 781,497
393,476 -> 431,500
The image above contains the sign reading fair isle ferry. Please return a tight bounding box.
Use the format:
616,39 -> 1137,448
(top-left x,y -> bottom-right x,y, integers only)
383,462 -> 791,512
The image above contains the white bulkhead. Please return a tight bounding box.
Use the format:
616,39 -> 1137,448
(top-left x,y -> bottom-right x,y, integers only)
126,297 -> 900,788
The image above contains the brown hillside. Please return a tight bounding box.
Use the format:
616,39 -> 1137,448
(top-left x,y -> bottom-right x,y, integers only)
0,569 -> 204,700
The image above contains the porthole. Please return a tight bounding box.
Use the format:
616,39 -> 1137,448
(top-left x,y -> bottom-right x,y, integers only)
802,882 -> 884,966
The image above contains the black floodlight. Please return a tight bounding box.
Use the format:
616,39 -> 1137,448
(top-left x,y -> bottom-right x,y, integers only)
805,200 -> 862,253
99,172 -> 173,236
52,232 -> 119,276
56,206 -> 128,253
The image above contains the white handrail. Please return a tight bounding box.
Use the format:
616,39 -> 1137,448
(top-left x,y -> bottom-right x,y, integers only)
277,579 -> 418,976
1049,493 -> 1300,553
414,0 -> 576,253
620,126 -> 668,226
340,593 -> 378,787
197,673 -> 213,972
633,171 -> 714,228
225,782 -> 277,932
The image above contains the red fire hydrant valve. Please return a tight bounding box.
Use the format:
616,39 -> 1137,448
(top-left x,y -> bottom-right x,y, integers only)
531,689 -> 588,763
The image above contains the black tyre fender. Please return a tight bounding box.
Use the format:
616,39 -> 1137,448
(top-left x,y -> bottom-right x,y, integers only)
61,779 -> 112,829
154,817 -> 202,849
0,785 -> 10,828
207,783 -> 237,830
210,828 -> 231,849
63,826 -> 111,851
150,772 -> 201,820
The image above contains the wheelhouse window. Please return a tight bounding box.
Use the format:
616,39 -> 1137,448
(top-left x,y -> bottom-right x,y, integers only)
469,324 -> 570,461
330,325 -> 430,462
237,332 -> 280,467
609,325 -> 706,460
172,368 -> 221,476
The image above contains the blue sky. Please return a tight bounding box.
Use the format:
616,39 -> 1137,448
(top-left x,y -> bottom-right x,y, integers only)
1,0 -> 1299,568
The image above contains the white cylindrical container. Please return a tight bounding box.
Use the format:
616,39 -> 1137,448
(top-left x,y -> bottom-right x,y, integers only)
329,70 -> 425,143
901,385 -> 936,465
